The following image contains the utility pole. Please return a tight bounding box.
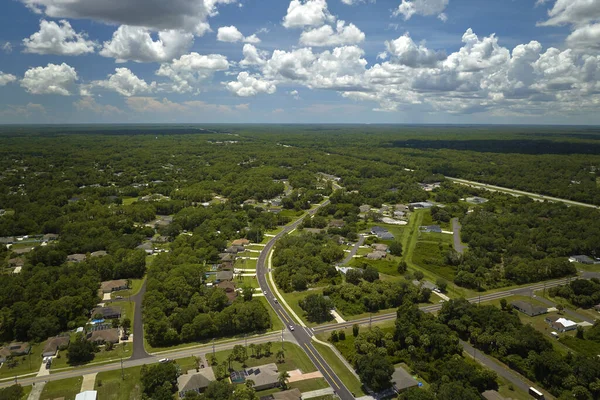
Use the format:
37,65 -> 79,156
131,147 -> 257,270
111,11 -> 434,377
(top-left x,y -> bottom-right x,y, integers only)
245,334 -> 247,347
121,356 -> 124,380
281,328 -> 284,350
212,338 -> 215,355
369,313 -> 372,330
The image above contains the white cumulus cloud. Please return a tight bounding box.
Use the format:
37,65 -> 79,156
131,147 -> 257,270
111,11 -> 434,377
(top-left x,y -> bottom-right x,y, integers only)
282,0 -> 334,29
239,44 -> 268,67
23,19 -> 95,55
300,20 -> 365,47
0,72 -> 18,86
537,0 -> 600,27
91,68 -> 156,96
393,0 -> 449,21
21,63 -> 78,95
20,0 -> 237,35
156,52 -> 229,93
566,23 -> 600,52
100,25 -> 193,63
217,26 -> 261,43
385,33 -> 446,67
225,71 -> 277,96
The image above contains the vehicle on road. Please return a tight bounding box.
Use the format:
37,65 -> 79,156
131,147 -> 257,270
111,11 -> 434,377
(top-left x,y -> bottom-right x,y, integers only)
158,358 -> 172,363
289,325 -> 294,331
263,290 -> 267,295
115,296 -> 123,299
274,298 -> 278,303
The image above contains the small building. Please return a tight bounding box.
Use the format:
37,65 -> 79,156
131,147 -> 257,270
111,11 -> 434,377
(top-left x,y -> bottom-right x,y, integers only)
177,368 -> 215,397
366,251 -> 387,260
43,233 -> 59,241
216,271 -> 234,282
0,342 -> 31,363
370,226 -> 387,235
231,363 -> 280,391
391,366 -> 418,393
67,253 -> 87,263
568,255 -> 595,264
232,239 -> 250,246
372,243 -> 389,252
329,220 -> 345,228
420,225 -> 442,233
225,245 -> 245,254
393,211 -> 406,218
87,328 -> 120,344
8,258 -> 24,267
419,182 -> 441,191
136,241 -> 154,255
511,301 -> 548,317
260,388 -> 302,400
90,250 -> 108,258
481,390 -> 507,400
101,279 -> 129,293
91,306 -> 122,320
359,205 -> 371,213
217,281 -> 237,303
42,335 -> 71,358
377,232 -> 395,240
546,316 -> 578,332
75,391 -> 97,400
410,202 -> 434,209
466,196 -> 488,204
335,266 -> 354,275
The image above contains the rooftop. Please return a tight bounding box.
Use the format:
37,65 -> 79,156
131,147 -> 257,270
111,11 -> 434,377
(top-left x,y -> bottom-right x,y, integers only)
391,366 -> 418,391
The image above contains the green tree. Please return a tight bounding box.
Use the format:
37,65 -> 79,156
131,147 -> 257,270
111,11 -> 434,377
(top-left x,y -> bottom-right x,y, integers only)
278,370 -> 290,389
414,270 -> 424,281
299,294 -> 334,323
397,261 -> 408,274
363,266 -> 380,282
356,354 -> 394,392
66,334 -> 97,365
121,317 -> 131,333
0,384 -> 24,400
242,286 -> 254,302
276,349 -> 285,363
389,241 -> 403,256
436,278 -> 448,293
346,269 -> 363,285
353,324 -> 359,337
140,362 -> 178,397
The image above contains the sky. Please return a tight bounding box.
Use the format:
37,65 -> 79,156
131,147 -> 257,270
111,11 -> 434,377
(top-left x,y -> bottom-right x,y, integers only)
0,0 -> 599,124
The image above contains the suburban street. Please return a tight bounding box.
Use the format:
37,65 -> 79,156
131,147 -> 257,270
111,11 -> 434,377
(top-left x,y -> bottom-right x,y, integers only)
255,199 -> 359,400
340,234 -> 365,265
451,218 -> 466,254
130,279 -> 149,360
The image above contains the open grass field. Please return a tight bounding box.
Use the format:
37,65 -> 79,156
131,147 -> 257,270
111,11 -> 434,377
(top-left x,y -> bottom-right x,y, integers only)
40,376 -> 82,400
411,241 -> 456,282
281,288 -> 325,327
255,378 -> 329,397
95,365 -> 143,400
212,342 -> 316,373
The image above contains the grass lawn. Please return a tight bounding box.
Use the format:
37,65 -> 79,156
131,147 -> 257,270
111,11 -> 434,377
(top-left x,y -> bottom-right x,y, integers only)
21,385 -> 32,399
348,257 -> 403,278
52,342 -> 133,370
235,257 -> 258,270
211,342 -> 316,373
560,336 -> 600,355
111,278 -> 145,299
122,197 -> 137,206
237,275 -> 260,288
95,365 -> 143,400
40,376 -> 82,400
281,288 -> 325,327
257,296 -> 284,332
289,377 -> 329,392
311,342 -> 364,396
0,342 -> 45,379
411,241 -> 456,282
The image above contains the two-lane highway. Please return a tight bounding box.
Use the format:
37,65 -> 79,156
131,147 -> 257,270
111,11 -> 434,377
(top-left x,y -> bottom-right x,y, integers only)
256,200 -> 358,400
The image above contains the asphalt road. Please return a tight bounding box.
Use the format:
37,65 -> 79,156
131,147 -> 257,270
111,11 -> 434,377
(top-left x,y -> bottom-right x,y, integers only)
313,275 -> 594,334
340,235 -> 365,265
256,200 -> 358,400
451,218 -> 466,254
0,332 -> 285,389
131,279 -> 149,360
447,177 -> 600,209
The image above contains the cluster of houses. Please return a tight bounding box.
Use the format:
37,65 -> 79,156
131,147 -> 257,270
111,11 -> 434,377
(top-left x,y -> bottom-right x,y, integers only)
419,182 -> 441,192
177,362 -> 301,400
1,233 -> 59,256
366,243 -> 389,260
360,204 -> 410,225
568,255 -> 600,265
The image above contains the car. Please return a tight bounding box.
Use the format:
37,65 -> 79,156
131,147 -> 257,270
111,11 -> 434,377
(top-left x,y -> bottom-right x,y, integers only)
115,296 -> 123,299
289,325 -> 294,331
274,298 -> 278,303
263,290 -> 267,295
158,358 -> 172,363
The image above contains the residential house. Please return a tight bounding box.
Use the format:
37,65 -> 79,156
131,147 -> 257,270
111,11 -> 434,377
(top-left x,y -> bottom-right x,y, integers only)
568,255 -> 596,264
217,281 -> 237,303
67,253 -> 87,263
8,258 -> 24,267
511,301 -> 548,317
231,363 -> 280,391
466,196 -> 488,204
232,238 -> 250,246
372,243 -> 389,252
177,368 -> 215,398
219,253 -> 236,269
260,388 -> 302,400
329,220 -> 345,228
409,202 -> 434,209
91,306 -> 122,320
87,328 -> 120,344
43,233 -> 59,241
366,251 -> 387,260
419,182 -> 441,191
546,316 -> 578,332
391,366 -> 418,393
335,266 -> 354,275
377,232 -> 395,240
136,241 -> 154,254
370,226 -> 387,235
100,279 -> 128,293
42,335 -> 70,358
420,225 -> 442,233
216,271 -> 234,282
90,250 -> 108,258
359,204 -> 371,213
225,245 -> 245,254
0,342 -> 31,363
393,211 -> 406,218
0,236 -> 15,245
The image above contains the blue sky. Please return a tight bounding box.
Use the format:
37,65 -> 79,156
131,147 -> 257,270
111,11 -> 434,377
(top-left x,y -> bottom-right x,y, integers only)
0,0 -> 599,124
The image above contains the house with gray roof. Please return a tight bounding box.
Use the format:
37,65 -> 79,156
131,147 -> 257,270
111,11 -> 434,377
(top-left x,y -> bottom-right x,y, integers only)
511,301 -> 548,317
232,363 -> 280,391
177,368 -> 215,397
392,366 -> 418,393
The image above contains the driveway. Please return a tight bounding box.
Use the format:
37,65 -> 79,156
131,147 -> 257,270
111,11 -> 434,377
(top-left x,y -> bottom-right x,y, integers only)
340,235 -> 365,265
130,279 -> 149,360
452,218 -> 466,254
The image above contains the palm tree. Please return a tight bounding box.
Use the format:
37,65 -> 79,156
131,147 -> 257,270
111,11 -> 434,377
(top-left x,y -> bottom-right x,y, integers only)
245,379 -> 255,389
276,349 -> 285,364
278,371 -> 290,389
227,353 -> 235,371
249,343 -> 256,358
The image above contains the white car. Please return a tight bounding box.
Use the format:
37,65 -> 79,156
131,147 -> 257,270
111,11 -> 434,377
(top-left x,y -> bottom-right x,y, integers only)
263,290 -> 267,295
158,358 -> 172,363
289,325 -> 294,331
